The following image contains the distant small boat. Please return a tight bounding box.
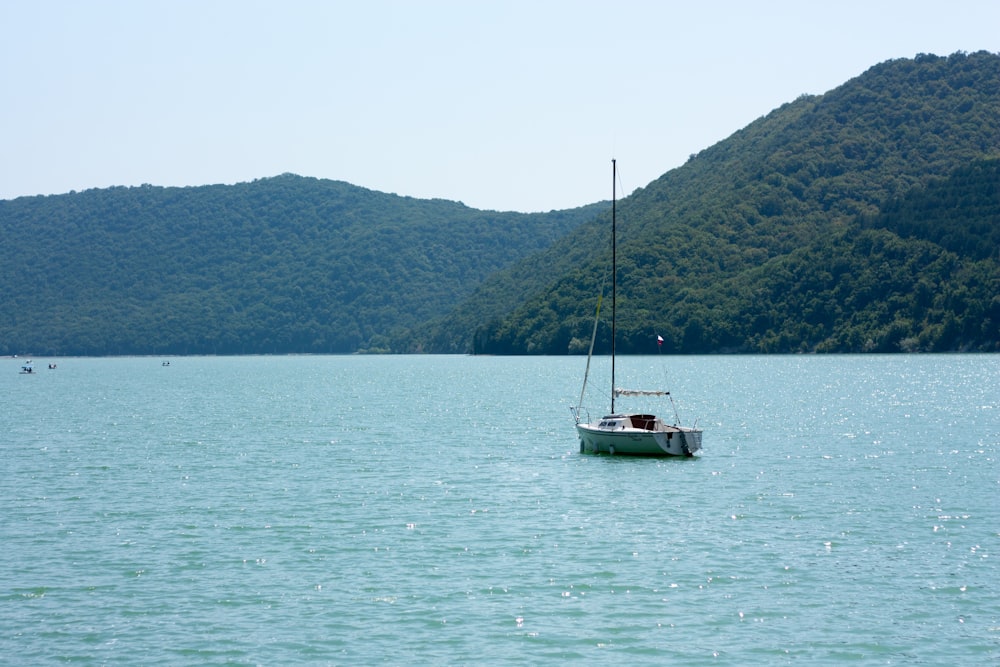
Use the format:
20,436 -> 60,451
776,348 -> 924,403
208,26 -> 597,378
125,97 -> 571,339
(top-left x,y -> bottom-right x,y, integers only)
48,363 -> 57,369
572,160 -> 703,457
162,361 -> 171,366
19,361 -> 35,374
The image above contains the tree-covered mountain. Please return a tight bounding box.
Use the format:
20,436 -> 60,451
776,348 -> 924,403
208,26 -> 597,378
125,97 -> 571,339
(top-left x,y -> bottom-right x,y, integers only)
462,51 -> 1000,354
2,51 -> 998,356
0,175 -> 605,355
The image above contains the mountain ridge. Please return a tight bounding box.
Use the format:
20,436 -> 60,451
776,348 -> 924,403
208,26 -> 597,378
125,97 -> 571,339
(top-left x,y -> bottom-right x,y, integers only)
462,51 -> 1000,354
0,174 -> 605,355
2,51 -> 998,356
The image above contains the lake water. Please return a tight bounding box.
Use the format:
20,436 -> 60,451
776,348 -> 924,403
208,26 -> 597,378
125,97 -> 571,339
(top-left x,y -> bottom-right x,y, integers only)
3,354 -> 998,665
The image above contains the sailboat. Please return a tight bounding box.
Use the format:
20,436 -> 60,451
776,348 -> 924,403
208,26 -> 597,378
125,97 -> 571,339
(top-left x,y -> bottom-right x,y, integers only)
573,160 -> 703,457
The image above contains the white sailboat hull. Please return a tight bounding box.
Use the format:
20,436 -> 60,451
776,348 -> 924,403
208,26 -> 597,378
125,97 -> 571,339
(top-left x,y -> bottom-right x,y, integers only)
576,415 -> 702,457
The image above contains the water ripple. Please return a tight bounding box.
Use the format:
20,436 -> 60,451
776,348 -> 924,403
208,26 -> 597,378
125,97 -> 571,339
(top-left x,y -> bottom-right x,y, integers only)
2,354 -> 998,664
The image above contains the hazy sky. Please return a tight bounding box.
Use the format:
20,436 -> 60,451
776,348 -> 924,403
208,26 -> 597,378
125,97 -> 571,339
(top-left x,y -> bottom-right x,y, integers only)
3,1 -> 999,212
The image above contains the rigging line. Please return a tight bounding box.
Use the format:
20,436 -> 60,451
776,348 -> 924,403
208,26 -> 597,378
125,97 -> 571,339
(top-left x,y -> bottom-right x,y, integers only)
576,266 -> 609,416
654,336 -> 684,425
611,163 -> 630,244
615,164 -> 626,206
659,360 -> 683,425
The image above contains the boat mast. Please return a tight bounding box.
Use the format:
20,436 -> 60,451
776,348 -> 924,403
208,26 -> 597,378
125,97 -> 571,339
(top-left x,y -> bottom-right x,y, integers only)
611,158 -> 617,414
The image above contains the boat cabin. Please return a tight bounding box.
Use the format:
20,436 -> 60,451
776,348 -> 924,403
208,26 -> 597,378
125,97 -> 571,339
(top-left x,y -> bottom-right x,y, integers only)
598,414 -> 659,431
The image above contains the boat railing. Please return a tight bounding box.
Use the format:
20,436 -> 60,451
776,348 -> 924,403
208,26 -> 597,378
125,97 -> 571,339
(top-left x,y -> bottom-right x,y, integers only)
570,406 -> 593,425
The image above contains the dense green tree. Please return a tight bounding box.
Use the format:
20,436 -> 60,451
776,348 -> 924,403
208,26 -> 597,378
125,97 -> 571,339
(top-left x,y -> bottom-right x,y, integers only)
0,175 -> 603,355
2,52 -> 999,356
466,52 -> 1000,354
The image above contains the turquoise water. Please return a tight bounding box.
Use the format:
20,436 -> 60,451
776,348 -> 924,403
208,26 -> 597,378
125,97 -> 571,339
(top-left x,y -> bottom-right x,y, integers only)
3,354 -> 998,664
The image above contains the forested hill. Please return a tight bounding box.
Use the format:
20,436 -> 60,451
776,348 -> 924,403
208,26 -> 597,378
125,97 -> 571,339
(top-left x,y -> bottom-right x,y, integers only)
460,51 -> 1000,354
0,175 -> 605,355
3,52 -> 999,357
